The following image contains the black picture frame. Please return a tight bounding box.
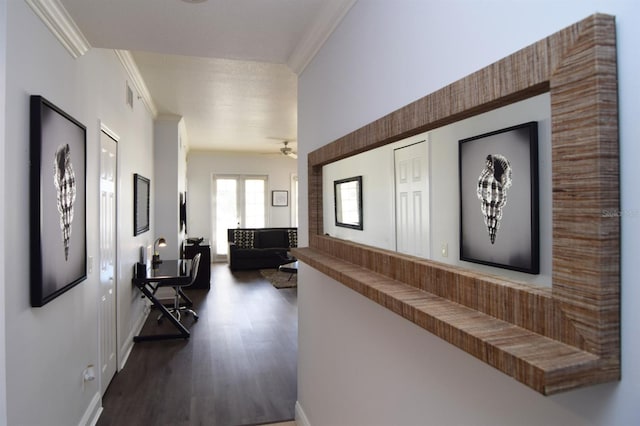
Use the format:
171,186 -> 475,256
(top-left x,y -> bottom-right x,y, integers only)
459,121 -> 539,274
30,95 -> 87,307
272,190 -> 288,207
334,176 -> 363,230
134,173 -> 150,236
180,191 -> 187,232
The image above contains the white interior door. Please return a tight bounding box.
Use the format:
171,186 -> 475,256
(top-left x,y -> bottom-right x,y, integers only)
395,140 -> 430,257
99,128 -> 118,395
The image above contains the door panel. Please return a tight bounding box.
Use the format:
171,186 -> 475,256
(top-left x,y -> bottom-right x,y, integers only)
99,129 -> 117,395
395,141 -> 430,257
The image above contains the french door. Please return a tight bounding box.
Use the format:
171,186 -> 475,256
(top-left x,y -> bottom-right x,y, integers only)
214,175 -> 267,256
290,173 -> 298,227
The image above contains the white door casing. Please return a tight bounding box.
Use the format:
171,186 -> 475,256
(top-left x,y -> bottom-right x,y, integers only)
395,140 -> 430,258
99,127 -> 118,395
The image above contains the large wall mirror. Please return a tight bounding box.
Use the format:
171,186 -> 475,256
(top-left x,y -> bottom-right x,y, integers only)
293,14 -> 619,395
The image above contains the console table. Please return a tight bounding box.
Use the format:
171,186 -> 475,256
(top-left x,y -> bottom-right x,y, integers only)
184,239 -> 211,289
132,259 -> 193,342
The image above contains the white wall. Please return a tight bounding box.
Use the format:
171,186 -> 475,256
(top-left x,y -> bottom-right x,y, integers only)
2,1 -> 154,425
187,151 -> 298,253
297,1 -> 640,425
0,0 -> 7,424
154,116 -> 186,258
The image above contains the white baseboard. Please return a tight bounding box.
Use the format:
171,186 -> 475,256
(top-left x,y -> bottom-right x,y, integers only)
93,302 -> 148,425
295,401 -> 311,426
119,305 -> 149,370
79,392 -> 102,426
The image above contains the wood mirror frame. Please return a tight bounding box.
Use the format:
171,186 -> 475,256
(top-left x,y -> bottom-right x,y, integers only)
292,14 -> 619,395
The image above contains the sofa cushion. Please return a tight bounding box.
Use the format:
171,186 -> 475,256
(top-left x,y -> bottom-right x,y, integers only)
233,229 -> 255,249
257,229 -> 288,248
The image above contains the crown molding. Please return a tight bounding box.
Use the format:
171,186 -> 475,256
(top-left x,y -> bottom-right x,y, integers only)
114,50 -> 158,117
25,0 -> 90,59
155,114 -> 183,122
287,0 -> 357,75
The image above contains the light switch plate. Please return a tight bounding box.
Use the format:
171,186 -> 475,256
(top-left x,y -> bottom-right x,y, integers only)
441,243 -> 448,258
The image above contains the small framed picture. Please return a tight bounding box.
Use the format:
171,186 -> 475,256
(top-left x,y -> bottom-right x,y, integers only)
133,173 -> 150,236
272,190 -> 288,207
334,176 -> 363,230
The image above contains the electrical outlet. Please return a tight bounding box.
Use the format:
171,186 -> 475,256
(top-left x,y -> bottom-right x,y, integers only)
441,242 -> 448,258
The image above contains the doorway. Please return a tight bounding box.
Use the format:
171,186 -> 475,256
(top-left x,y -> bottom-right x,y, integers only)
99,126 -> 118,395
394,140 -> 430,258
213,175 -> 268,258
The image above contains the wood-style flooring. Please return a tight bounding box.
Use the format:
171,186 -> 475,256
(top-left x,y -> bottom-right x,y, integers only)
97,263 -> 298,426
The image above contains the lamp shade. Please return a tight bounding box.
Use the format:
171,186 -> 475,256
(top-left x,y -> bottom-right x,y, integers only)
152,237 -> 167,265
154,237 -> 167,251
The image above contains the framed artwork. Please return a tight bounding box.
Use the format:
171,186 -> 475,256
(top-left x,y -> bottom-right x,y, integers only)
459,122 -> 539,274
180,191 -> 187,232
334,176 -> 363,230
134,174 -> 150,236
272,190 -> 288,207
30,95 -> 87,307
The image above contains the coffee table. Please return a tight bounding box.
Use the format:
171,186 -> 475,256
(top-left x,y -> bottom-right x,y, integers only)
278,260 -> 298,281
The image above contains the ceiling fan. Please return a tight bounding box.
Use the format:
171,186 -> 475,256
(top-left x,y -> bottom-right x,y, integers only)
280,141 -> 298,159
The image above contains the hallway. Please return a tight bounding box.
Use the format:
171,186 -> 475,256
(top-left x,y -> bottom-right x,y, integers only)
97,264 -> 298,426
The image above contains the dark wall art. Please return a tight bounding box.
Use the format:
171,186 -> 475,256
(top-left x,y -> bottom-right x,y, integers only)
134,173 -> 150,236
459,122 -> 539,274
180,191 -> 187,233
30,95 -> 87,307
334,176 -> 363,230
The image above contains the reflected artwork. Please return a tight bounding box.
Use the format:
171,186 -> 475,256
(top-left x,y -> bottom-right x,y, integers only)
476,154 -> 512,244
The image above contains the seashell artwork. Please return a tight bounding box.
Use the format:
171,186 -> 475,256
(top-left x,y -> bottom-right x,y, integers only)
476,154 -> 512,244
53,144 -> 77,260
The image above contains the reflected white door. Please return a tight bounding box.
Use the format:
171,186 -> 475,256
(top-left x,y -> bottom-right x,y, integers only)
99,128 -> 118,395
395,141 -> 430,257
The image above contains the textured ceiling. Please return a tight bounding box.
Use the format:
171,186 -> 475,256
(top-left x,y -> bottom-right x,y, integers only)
133,52 -> 297,152
58,0 -> 355,153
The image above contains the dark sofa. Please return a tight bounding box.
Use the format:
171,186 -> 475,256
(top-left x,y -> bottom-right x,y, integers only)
227,227 -> 297,270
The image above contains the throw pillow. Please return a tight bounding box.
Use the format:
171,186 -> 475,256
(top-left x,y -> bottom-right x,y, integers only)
233,230 -> 255,249
288,229 -> 298,248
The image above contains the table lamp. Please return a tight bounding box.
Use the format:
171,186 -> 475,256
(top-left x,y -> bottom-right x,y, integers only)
152,237 -> 167,265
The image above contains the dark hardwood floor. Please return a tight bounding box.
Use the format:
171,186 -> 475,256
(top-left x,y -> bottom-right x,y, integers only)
97,264 -> 298,426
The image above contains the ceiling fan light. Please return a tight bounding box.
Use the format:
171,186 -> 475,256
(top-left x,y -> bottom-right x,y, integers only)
280,140 -> 296,157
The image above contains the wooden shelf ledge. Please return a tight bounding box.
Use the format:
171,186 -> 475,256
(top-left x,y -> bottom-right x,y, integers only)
292,247 -> 604,395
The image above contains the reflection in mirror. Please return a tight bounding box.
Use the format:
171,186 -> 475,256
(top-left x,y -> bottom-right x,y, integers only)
459,121 -> 539,274
322,93 -> 552,287
334,176 -> 363,230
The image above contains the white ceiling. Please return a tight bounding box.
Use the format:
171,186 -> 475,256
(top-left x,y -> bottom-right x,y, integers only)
57,0 -> 356,153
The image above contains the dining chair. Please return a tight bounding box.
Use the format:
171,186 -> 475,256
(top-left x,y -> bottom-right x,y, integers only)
158,253 -> 201,323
